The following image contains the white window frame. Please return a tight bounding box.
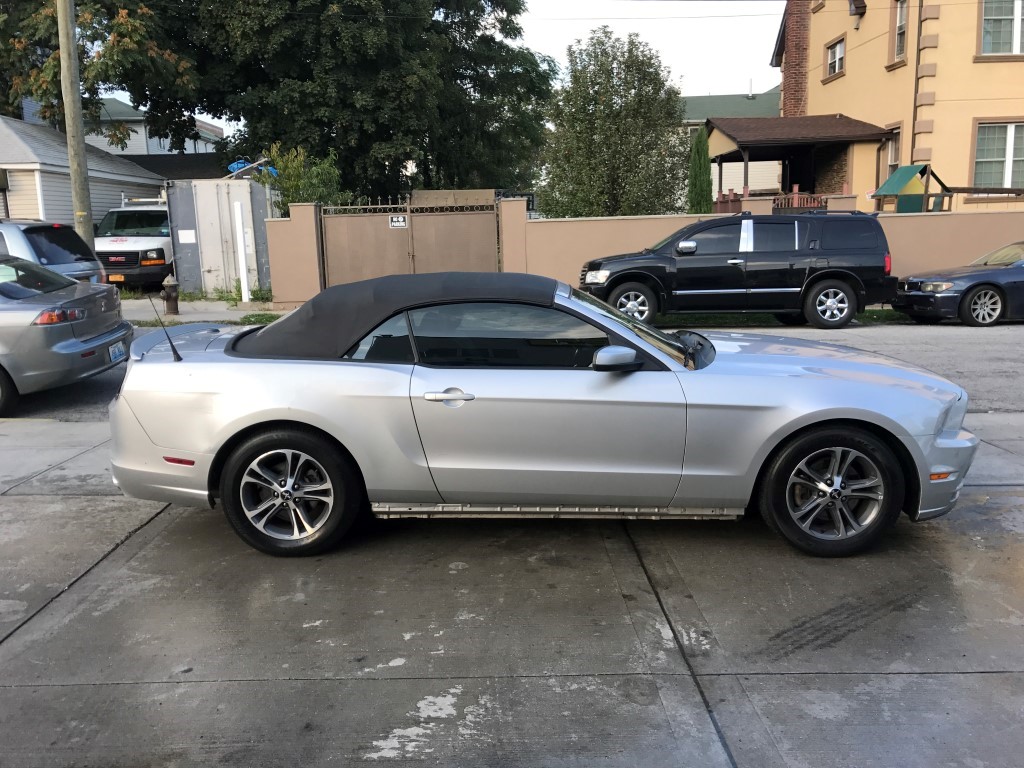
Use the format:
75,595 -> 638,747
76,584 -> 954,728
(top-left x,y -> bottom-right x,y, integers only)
895,0 -> 908,59
887,130 -> 901,178
827,39 -> 845,76
982,0 -> 1024,55
975,122 -> 1023,188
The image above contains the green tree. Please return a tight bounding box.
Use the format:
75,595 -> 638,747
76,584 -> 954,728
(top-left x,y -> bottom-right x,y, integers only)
257,143 -> 348,216
537,27 -> 689,218
687,126 -> 713,214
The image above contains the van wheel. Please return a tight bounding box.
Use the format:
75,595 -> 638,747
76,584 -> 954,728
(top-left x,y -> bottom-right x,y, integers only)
804,280 -> 855,328
608,282 -> 658,322
0,367 -> 19,417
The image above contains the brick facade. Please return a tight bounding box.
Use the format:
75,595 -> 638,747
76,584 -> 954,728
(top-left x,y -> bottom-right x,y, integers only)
781,0 -> 810,116
813,145 -> 849,194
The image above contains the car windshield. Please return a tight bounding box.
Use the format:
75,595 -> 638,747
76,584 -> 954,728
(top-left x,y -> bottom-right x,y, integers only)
649,227 -> 689,251
0,258 -> 76,300
22,226 -> 99,265
973,242 -> 1024,266
570,288 -> 704,367
97,210 -> 169,237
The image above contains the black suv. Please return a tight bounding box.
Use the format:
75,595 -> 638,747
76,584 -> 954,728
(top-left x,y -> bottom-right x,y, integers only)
579,211 -> 896,328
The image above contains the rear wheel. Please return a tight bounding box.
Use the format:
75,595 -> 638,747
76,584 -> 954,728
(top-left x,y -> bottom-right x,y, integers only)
608,282 -> 658,323
759,427 -> 904,557
220,429 -> 364,556
0,367 -> 18,417
959,286 -> 1003,327
804,280 -> 856,328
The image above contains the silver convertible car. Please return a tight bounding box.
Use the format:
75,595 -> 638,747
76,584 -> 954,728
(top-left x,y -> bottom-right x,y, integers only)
110,273 -> 978,558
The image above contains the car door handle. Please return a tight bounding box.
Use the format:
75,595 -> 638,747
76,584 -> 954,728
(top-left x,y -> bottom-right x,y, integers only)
727,258 -> 745,265
424,390 -> 476,402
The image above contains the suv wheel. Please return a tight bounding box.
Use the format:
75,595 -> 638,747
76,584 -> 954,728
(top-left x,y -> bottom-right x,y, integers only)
608,282 -> 658,322
804,280 -> 855,329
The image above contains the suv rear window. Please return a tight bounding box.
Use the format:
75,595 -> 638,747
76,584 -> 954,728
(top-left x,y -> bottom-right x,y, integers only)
821,220 -> 879,250
22,226 -> 99,265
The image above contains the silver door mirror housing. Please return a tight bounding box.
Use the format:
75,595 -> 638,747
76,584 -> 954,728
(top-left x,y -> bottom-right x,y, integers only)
676,240 -> 697,255
593,345 -> 643,372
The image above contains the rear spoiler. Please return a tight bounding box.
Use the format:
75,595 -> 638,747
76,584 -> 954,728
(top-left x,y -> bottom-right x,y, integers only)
129,323 -> 223,360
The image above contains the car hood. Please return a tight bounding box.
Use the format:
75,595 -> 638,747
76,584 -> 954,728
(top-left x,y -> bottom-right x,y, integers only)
589,251 -> 646,266
905,263 -> 1014,281
700,331 -> 961,399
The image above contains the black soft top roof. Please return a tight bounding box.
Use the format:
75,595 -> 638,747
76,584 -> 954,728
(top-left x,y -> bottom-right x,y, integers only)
232,271 -> 560,359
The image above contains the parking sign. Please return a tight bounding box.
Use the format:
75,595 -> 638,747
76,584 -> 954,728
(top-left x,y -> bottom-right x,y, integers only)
389,215 -> 408,229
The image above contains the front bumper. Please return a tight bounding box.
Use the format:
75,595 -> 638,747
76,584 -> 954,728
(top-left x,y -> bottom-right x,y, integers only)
892,290 -> 961,319
909,428 -> 979,522
105,263 -> 173,286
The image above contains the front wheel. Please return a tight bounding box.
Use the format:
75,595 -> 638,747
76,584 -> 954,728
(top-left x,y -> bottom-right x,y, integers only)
959,286 -> 1003,327
803,280 -> 856,328
758,427 -> 904,557
0,367 -> 18,417
220,429 -> 365,556
608,282 -> 658,323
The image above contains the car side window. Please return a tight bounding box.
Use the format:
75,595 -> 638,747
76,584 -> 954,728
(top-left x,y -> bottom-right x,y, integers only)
687,223 -> 741,255
343,314 -> 414,363
0,233 -> 8,256
408,302 -> 610,368
821,220 -> 879,250
753,222 -> 797,252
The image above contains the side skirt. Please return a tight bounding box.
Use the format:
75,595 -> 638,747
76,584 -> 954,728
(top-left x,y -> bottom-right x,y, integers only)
371,502 -> 743,521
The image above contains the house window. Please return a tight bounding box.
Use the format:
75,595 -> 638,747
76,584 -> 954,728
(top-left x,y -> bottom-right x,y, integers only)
887,131 -> 901,179
982,0 -> 1023,54
974,123 -> 1024,188
827,38 -> 845,76
895,0 -> 909,59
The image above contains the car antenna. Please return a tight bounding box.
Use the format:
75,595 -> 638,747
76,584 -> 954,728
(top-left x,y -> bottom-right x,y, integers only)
147,295 -> 183,362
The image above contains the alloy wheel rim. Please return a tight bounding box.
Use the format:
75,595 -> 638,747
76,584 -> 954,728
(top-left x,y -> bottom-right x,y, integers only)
617,291 -> 650,320
970,290 -> 1001,324
785,447 -> 884,540
239,449 -> 334,540
815,289 -> 849,322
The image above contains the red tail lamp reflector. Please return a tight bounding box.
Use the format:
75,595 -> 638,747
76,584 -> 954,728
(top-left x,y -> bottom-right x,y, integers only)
33,308 -> 86,325
163,456 -> 196,466
884,252 -> 892,275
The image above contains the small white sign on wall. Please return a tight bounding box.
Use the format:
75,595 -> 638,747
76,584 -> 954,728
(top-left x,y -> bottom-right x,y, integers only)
177,229 -> 197,244
389,215 -> 408,229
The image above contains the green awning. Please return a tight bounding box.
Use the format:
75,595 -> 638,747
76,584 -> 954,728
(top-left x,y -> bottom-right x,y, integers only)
874,164 -> 927,196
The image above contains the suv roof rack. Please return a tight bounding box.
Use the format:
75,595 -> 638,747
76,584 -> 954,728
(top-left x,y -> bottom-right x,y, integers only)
802,210 -> 877,217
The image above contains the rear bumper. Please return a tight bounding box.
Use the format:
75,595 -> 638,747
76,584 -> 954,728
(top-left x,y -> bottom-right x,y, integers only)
11,321 -> 134,395
908,429 -> 979,522
109,395 -> 214,507
892,290 -> 961,319
865,276 -> 899,306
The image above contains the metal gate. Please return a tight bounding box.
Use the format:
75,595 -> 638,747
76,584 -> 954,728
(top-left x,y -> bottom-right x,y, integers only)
320,191 -> 499,286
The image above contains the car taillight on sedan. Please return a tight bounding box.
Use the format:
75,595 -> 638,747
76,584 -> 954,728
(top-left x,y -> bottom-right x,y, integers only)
884,252 -> 892,275
33,308 -> 86,325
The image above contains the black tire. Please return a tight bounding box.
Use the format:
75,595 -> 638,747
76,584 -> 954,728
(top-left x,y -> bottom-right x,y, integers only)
608,282 -> 658,323
803,280 -> 856,329
220,428 -> 365,556
909,315 -> 942,325
958,285 -> 1003,327
758,427 -> 904,557
774,313 -> 809,326
0,367 -> 18,417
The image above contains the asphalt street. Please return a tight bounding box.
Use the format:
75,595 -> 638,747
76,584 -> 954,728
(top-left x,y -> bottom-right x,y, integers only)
1,321 -> 1022,767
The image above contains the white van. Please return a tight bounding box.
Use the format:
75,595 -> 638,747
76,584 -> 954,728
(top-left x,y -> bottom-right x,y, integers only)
94,194 -> 173,287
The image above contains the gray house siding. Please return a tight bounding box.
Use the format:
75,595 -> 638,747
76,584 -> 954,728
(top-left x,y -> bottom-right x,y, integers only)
33,172 -> 161,224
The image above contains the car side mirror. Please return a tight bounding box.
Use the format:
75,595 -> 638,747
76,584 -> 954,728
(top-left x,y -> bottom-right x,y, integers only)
593,345 -> 643,372
675,240 -> 697,255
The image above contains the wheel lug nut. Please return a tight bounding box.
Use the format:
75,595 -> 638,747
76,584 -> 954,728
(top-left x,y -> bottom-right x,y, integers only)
279,479 -> 285,487
818,491 -> 826,497
274,492 -> 279,498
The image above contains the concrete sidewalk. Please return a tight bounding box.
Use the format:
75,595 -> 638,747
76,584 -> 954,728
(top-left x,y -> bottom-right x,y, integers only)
120,298 -> 285,324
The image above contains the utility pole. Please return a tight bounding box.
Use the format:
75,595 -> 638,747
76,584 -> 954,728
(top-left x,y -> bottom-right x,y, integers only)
55,0 -> 94,249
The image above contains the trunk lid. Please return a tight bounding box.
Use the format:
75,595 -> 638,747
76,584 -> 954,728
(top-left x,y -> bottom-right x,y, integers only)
17,282 -> 125,340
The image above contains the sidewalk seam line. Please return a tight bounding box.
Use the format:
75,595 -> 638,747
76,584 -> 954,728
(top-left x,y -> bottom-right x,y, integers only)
0,438 -> 110,497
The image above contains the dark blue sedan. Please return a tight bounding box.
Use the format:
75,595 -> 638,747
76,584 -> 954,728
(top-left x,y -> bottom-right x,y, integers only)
893,242 -> 1024,326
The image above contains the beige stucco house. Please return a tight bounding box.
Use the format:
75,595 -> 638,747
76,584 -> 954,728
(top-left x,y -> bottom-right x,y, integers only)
772,0 -> 1024,211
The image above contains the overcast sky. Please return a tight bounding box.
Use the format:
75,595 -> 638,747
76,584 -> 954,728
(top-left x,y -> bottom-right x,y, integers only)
519,0 -> 787,96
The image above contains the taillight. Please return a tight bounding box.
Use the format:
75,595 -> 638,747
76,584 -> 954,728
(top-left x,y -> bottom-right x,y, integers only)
884,252 -> 892,275
33,308 -> 86,325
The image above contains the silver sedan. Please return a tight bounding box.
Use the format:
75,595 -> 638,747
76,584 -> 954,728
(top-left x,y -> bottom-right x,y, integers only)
0,256 -> 132,415
109,272 -> 978,557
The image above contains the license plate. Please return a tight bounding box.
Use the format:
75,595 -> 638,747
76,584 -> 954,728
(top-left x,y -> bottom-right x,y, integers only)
108,274 -> 125,282
109,341 -> 127,363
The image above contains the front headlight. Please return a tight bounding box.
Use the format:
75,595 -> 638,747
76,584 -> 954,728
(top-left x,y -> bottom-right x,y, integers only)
585,270 -> 611,285
938,390 -> 969,435
921,281 -> 954,293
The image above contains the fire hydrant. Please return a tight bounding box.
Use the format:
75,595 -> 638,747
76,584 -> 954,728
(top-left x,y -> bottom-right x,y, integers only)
160,273 -> 180,316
